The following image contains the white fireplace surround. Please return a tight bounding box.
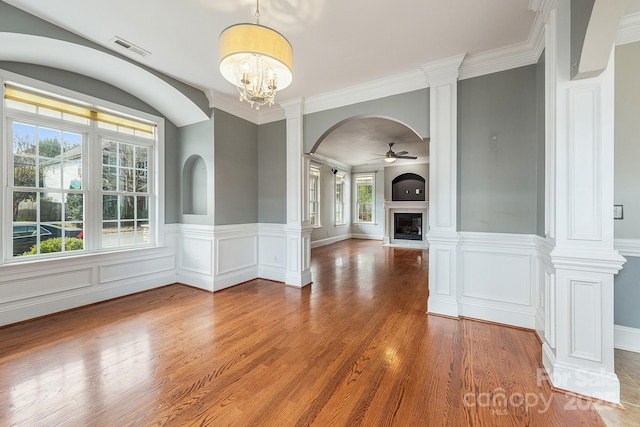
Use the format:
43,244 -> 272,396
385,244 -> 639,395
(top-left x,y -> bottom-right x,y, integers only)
383,201 -> 429,248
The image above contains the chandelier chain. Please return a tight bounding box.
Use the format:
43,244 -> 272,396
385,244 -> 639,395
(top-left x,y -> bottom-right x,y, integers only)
255,0 -> 260,24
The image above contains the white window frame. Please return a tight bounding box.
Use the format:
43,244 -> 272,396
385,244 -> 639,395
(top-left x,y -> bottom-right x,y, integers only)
334,172 -> 345,225
309,164 -> 320,227
1,71 -> 165,263
354,173 -> 375,224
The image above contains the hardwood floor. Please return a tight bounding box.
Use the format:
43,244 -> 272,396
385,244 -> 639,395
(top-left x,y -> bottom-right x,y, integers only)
0,239 -> 606,426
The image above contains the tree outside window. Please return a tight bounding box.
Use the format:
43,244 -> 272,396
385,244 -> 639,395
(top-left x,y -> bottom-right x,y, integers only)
356,175 -> 374,223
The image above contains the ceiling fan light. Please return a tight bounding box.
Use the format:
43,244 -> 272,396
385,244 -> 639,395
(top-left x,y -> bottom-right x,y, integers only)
385,157 -> 397,163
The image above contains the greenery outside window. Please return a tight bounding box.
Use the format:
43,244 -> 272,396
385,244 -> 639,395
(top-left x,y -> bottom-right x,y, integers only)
355,174 -> 374,223
309,164 -> 320,226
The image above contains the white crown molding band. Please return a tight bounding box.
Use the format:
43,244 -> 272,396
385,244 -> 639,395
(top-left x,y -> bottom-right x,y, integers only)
616,12 -> 640,46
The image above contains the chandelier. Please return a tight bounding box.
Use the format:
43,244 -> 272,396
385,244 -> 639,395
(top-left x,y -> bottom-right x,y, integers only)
218,0 -> 293,109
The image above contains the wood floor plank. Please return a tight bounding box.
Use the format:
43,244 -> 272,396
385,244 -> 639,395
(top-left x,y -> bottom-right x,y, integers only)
0,239 -> 606,426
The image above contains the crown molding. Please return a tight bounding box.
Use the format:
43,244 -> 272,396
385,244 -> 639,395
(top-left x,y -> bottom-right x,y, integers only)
280,97 -> 304,119
209,90 -> 258,123
258,106 -> 285,124
616,12 -> 640,46
212,1 -> 557,119
302,69 -> 428,115
422,54 -> 466,85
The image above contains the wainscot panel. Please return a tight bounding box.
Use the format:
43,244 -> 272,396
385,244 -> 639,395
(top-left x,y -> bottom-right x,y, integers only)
458,232 -> 537,328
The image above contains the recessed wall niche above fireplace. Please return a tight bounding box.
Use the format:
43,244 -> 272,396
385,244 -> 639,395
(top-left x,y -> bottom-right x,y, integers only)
392,173 -> 425,201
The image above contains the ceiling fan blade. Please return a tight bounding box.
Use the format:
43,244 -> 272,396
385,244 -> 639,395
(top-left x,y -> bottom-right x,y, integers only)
394,151 -> 408,156
397,155 -> 417,159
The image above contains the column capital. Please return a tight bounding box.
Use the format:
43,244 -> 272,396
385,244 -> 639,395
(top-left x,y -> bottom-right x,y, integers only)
280,97 -> 304,119
421,54 -> 466,86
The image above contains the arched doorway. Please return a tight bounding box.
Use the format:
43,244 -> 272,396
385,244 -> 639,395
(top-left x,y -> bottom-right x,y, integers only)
306,115 -> 429,250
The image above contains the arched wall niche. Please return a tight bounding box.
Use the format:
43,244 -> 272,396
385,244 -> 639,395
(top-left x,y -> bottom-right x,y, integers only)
392,173 -> 426,201
182,154 -> 208,215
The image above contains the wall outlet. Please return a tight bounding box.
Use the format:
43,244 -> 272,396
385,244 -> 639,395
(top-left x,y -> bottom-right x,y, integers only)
614,205 -> 623,220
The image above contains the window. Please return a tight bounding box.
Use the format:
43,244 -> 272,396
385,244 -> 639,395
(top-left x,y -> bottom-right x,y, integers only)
335,172 -> 345,225
355,174 -> 375,223
5,82 -> 157,260
309,164 -> 320,226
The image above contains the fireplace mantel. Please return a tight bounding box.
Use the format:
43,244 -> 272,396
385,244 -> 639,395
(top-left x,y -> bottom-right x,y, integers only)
383,201 -> 429,248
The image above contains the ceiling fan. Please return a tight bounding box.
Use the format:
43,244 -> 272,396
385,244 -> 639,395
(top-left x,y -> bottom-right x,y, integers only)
380,142 -> 417,163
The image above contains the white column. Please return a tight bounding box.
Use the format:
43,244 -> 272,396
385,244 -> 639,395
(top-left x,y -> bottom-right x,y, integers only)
542,0 -> 624,403
281,98 -> 312,288
422,54 -> 465,318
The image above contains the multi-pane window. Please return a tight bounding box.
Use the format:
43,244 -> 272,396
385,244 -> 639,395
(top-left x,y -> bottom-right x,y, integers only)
11,121 -> 85,256
335,172 -> 345,225
101,139 -> 150,248
309,164 -> 320,226
355,174 -> 375,223
5,83 -> 156,260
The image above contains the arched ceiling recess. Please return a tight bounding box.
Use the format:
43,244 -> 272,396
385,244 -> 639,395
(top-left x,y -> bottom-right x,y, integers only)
312,116 -> 428,167
0,33 -> 209,127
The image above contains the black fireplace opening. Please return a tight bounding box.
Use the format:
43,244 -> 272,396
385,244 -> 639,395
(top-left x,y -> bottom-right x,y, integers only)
394,213 -> 422,241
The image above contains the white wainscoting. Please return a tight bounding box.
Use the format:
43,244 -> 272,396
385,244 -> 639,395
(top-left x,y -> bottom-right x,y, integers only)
173,223 -> 215,291
174,223 -> 288,292
613,239 -> 640,352
213,224 -> 259,291
458,232 -> 537,328
614,325 -> 640,353
0,246 -> 177,327
258,223 -> 287,282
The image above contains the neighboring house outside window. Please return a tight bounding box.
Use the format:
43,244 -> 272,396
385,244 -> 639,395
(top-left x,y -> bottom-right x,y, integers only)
4,83 -> 157,260
335,172 -> 345,225
355,174 -> 375,223
309,164 -> 320,226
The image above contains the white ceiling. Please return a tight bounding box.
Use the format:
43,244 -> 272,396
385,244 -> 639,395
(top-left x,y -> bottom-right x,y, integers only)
4,0 -> 639,166
5,0 -> 538,100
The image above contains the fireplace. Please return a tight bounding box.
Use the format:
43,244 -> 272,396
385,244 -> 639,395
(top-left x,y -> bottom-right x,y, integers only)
394,213 -> 422,241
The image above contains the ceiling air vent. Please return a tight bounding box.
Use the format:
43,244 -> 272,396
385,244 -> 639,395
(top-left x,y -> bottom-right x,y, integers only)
111,36 -> 150,57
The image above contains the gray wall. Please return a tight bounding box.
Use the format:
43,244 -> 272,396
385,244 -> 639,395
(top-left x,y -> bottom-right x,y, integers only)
303,89 -> 430,153
178,117 -> 214,225
536,51 -> 546,237
614,42 -> 640,239
615,257 -> 640,329
258,120 -> 287,223
0,61 -> 183,224
614,41 -> 640,329
214,108 -> 258,225
458,65 -> 540,234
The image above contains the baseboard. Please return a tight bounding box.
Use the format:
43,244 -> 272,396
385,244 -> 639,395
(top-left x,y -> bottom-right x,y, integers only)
351,233 -> 384,240
311,233 -> 351,248
459,299 -> 536,329
258,265 -> 286,283
177,270 -> 214,292
614,324 -> 640,353
214,267 -> 259,292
